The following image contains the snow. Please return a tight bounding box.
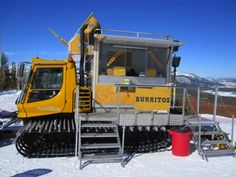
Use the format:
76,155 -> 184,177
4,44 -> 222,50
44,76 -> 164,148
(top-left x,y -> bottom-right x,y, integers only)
1,138 -> 236,177
0,90 -> 20,112
203,90 -> 236,98
176,72 -> 198,78
0,145 -> 235,177
220,81 -> 236,88
0,91 -> 236,177
177,76 -> 192,84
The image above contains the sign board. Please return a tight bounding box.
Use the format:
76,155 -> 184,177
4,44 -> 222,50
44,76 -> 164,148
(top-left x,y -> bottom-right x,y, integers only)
135,87 -> 171,111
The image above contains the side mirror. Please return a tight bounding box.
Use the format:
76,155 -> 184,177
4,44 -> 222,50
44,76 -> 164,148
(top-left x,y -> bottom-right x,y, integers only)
173,40 -> 179,52
172,56 -> 181,68
17,63 -> 25,78
173,46 -> 179,52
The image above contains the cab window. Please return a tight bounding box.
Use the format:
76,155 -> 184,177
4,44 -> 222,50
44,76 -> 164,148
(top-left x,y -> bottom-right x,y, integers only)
28,68 -> 63,102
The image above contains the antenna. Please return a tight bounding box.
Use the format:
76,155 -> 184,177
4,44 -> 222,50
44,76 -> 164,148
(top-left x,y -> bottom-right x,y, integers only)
48,27 -> 68,46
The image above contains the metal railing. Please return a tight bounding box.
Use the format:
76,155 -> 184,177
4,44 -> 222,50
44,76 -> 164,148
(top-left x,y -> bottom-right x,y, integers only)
96,29 -> 173,40
74,85 -> 126,166
74,85 -> 80,158
188,86 -> 235,157
74,84 -> 236,161
114,84 -> 188,117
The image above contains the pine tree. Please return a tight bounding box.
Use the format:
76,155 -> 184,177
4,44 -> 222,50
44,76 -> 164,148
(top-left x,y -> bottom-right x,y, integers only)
11,62 -> 17,89
0,52 -> 6,90
0,52 -> 17,91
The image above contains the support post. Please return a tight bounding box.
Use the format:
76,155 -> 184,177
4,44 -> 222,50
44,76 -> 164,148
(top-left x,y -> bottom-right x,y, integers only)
182,88 -> 186,118
231,115 -> 235,149
213,87 -> 218,122
197,88 -> 200,116
78,87 -> 82,163
172,67 -> 177,107
75,85 -> 79,157
116,86 -> 121,124
121,119 -> 125,167
198,117 -> 202,155
197,88 -> 201,155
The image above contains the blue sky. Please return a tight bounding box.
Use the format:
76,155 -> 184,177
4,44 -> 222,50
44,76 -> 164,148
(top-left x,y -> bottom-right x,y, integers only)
0,0 -> 236,78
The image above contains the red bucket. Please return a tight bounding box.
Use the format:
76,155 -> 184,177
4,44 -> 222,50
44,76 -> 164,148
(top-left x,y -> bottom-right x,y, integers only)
169,127 -> 192,156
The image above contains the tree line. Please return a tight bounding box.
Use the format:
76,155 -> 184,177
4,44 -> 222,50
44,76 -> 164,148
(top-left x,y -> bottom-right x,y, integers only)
0,52 -> 17,91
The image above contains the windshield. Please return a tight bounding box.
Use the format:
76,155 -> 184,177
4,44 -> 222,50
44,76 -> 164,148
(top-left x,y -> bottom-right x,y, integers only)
28,67 -> 63,103
32,68 -> 63,89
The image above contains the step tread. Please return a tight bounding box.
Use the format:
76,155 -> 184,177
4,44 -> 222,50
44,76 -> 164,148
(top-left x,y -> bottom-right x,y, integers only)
188,120 -> 218,125
193,131 -> 225,136
82,123 -> 117,128
81,133 -> 118,138
81,143 -> 120,149
204,149 -> 235,156
201,139 -> 229,145
82,154 -> 122,160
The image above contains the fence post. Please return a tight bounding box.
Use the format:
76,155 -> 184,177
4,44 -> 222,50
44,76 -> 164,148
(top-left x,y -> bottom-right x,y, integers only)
196,88 -> 201,155
231,115 -> 235,149
121,120 -> 125,166
182,88 -> 186,118
197,88 -> 200,116
213,87 -> 218,122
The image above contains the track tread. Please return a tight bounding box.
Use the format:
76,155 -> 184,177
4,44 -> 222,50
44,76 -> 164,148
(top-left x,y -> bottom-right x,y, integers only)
16,118 -> 170,158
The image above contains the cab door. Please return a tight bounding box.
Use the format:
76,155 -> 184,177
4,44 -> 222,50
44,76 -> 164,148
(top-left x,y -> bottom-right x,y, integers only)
24,64 -> 66,118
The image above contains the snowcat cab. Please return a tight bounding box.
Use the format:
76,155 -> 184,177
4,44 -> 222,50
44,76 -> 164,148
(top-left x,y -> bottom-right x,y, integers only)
16,14 -> 100,118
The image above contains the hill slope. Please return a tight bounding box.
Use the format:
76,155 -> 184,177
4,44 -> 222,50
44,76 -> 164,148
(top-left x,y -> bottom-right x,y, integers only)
175,72 -> 236,88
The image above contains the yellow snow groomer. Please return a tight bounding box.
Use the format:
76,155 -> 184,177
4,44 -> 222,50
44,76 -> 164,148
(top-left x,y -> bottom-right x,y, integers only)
15,14 -> 182,157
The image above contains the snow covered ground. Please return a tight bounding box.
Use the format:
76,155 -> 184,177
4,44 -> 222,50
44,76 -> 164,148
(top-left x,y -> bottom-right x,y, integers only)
0,91 -> 236,177
0,90 -> 20,112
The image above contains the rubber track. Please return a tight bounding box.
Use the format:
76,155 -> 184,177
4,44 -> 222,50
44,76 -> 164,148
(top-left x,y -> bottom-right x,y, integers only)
16,118 -> 170,158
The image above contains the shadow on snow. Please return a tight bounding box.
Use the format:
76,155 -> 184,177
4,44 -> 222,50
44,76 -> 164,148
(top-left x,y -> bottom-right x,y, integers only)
12,168 -> 52,177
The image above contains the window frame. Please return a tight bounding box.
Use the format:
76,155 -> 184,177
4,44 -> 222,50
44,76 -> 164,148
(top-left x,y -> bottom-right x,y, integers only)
27,66 -> 64,103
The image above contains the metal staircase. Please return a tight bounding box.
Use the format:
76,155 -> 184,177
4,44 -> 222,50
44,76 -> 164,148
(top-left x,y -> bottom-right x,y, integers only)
78,120 -> 124,169
187,117 -> 236,160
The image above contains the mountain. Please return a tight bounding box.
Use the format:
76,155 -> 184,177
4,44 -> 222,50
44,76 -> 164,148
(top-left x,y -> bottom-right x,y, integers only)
217,78 -> 236,88
175,72 -> 236,88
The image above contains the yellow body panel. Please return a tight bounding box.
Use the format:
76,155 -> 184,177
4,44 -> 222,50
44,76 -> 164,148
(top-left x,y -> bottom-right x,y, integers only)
135,87 -> 171,111
21,90 -> 66,118
95,85 -> 135,105
95,85 -> 171,111
69,35 -> 80,53
17,103 -> 27,118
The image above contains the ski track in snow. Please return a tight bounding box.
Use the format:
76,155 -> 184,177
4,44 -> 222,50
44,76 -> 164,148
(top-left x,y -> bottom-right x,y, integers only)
0,91 -> 236,177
